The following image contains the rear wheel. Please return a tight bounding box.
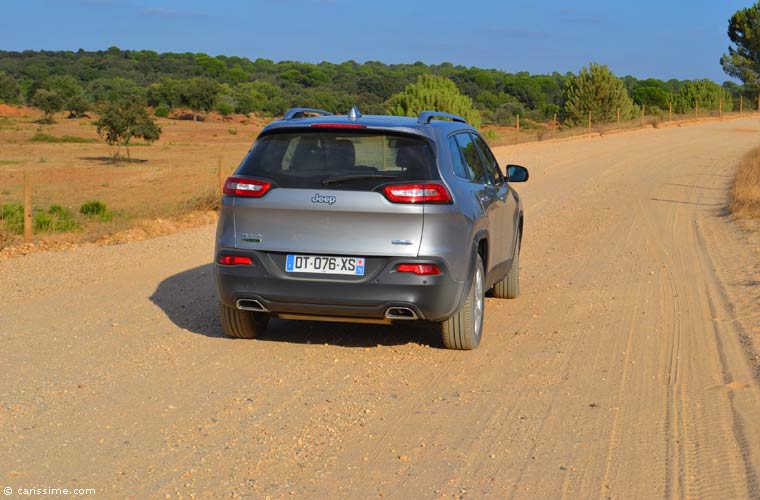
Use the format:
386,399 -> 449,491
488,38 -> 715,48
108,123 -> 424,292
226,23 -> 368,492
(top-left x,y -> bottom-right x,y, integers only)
220,303 -> 269,339
492,233 -> 520,299
441,257 -> 485,350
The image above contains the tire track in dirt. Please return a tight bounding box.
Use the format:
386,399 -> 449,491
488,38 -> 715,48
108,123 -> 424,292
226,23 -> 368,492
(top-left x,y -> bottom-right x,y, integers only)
641,159 -> 760,500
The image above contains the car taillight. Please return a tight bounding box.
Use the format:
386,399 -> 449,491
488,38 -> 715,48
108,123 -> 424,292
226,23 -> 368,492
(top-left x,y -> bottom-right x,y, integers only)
382,183 -> 452,204
396,264 -> 441,275
218,255 -> 253,266
223,177 -> 271,198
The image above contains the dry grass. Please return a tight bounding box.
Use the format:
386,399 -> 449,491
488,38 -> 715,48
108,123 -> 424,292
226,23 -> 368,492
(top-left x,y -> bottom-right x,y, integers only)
0,107 -> 267,249
731,147 -> 760,219
484,109 -> 750,148
1,105 -> 758,251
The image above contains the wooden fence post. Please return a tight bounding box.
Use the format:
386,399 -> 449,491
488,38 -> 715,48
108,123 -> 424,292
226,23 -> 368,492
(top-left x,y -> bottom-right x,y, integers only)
719,98 -> 723,118
515,115 -> 520,144
587,110 -> 591,136
669,102 -> 672,122
617,108 -> 620,129
552,112 -> 557,138
740,95 -> 743,115
695,101 -> 699,119
641,104 -> 645,127
24,172 -> 32,243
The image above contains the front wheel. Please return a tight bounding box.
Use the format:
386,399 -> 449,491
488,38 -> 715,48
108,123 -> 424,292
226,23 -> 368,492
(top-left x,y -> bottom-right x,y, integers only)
220,303 -> 269,339
441,257 -> 485,350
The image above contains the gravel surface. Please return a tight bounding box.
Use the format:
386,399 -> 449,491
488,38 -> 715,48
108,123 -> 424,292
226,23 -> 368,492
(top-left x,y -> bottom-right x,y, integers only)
1,118 -> 759,499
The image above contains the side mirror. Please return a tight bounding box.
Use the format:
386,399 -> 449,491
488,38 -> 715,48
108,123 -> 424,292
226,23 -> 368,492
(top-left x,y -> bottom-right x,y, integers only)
507,164 -> 529,182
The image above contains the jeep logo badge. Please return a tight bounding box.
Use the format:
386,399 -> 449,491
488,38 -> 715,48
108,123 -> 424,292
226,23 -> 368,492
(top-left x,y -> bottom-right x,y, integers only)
311,193 -> 337,205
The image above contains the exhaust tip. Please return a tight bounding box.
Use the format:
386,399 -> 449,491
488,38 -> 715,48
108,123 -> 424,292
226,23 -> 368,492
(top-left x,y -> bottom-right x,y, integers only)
236,299 -> 268,312
385,307 -> 418,320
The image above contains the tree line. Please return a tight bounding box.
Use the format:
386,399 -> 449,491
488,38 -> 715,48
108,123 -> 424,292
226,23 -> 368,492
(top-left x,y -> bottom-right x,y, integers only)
0,48 -> 744,127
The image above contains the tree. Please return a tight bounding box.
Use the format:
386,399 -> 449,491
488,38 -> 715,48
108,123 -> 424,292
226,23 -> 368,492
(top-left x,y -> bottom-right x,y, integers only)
386,74 -> 481,128
87,77 -> 145,103
65,95 -> 90,118
0,72 -> 19,103
562,63 -> 636,125
195,54 -> 227,79
147,77 -> 183,109
721,3 -> 760,88
672,80 -> 733,114
47,75 -> 88,117
179,77 -> 219,120
216,94 -> 235,118
94,100 -> 161,160
32,89 -> 64,123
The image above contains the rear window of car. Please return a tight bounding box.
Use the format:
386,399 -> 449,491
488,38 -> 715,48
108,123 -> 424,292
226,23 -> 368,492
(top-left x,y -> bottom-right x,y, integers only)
236,130 -> 437,190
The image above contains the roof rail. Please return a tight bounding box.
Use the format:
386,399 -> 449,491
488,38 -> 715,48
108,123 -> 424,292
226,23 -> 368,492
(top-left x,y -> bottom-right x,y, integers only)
283,107 -> 334,120
417,111 -> 468,125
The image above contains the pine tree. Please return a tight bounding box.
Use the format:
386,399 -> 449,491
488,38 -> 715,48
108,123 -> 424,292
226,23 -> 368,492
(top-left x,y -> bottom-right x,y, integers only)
563,63 -> 636,126
386,74 -> 481,128
721,2 -> 760,88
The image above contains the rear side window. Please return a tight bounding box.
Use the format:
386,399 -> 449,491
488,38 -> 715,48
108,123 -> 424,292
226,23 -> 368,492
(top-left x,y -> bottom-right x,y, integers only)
452,132 -> 488,183
237,131 -> 437,190
471,134 -> 503,185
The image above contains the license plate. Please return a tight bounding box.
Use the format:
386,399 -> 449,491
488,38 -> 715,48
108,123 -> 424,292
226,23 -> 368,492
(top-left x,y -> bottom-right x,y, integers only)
286,254 -> 365,275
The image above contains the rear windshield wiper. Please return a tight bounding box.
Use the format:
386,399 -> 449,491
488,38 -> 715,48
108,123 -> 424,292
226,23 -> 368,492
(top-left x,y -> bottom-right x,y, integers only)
321,174 -> 398,185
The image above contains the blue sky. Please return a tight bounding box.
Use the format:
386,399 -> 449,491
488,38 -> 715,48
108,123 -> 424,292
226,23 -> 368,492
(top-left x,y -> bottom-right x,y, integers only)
0,0 -> 753,82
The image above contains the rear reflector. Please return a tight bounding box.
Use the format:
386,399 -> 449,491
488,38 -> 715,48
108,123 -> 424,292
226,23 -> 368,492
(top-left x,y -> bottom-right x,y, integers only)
382,183 -> 452,204
223,177 -> 271,198
310,123 -> 367,129
218,255 -> 253,266
396,264 -> 441,275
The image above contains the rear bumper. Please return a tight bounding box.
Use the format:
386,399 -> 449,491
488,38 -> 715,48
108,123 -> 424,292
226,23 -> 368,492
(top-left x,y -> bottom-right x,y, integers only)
214,250 -> 466,322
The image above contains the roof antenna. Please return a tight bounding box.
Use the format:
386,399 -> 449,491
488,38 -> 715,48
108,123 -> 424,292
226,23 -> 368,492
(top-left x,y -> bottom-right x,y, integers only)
348,106 -> 362,121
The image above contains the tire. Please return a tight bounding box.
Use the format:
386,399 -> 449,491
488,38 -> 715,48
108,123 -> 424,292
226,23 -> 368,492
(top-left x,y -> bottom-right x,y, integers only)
441,257 -> 485,350
220,302 -> 269,339
492,233 -> 520,299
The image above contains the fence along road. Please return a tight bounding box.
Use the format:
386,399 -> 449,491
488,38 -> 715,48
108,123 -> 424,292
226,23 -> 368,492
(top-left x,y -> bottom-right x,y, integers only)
1,117 -> 759,499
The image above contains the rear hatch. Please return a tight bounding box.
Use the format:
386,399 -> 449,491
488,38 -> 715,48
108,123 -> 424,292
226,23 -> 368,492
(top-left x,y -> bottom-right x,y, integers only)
229,128 -> 441,258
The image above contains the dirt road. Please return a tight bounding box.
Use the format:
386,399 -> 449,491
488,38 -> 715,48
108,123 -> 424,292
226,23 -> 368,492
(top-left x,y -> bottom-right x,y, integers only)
2,119 -> 760,499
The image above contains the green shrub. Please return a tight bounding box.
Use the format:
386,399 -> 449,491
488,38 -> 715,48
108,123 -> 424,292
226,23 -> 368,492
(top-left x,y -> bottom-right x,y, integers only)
80,200 -> 107,216
1,203 -> 24,234
154,103 -> 170,118
31,132 -> 96,143
80,200 -> 113,221
34,205 -> 80,232
60,135 -> 97,143
30,132 -> 58,142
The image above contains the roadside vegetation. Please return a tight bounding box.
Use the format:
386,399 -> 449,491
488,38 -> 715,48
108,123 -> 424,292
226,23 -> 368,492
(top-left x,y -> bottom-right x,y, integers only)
732,148 -> 760,219
723,2 -> 760,221
1,202 -> 82,234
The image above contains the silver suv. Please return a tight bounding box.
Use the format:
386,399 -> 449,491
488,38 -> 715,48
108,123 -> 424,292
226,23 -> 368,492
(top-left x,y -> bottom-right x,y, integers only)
214,107 -> 528,349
